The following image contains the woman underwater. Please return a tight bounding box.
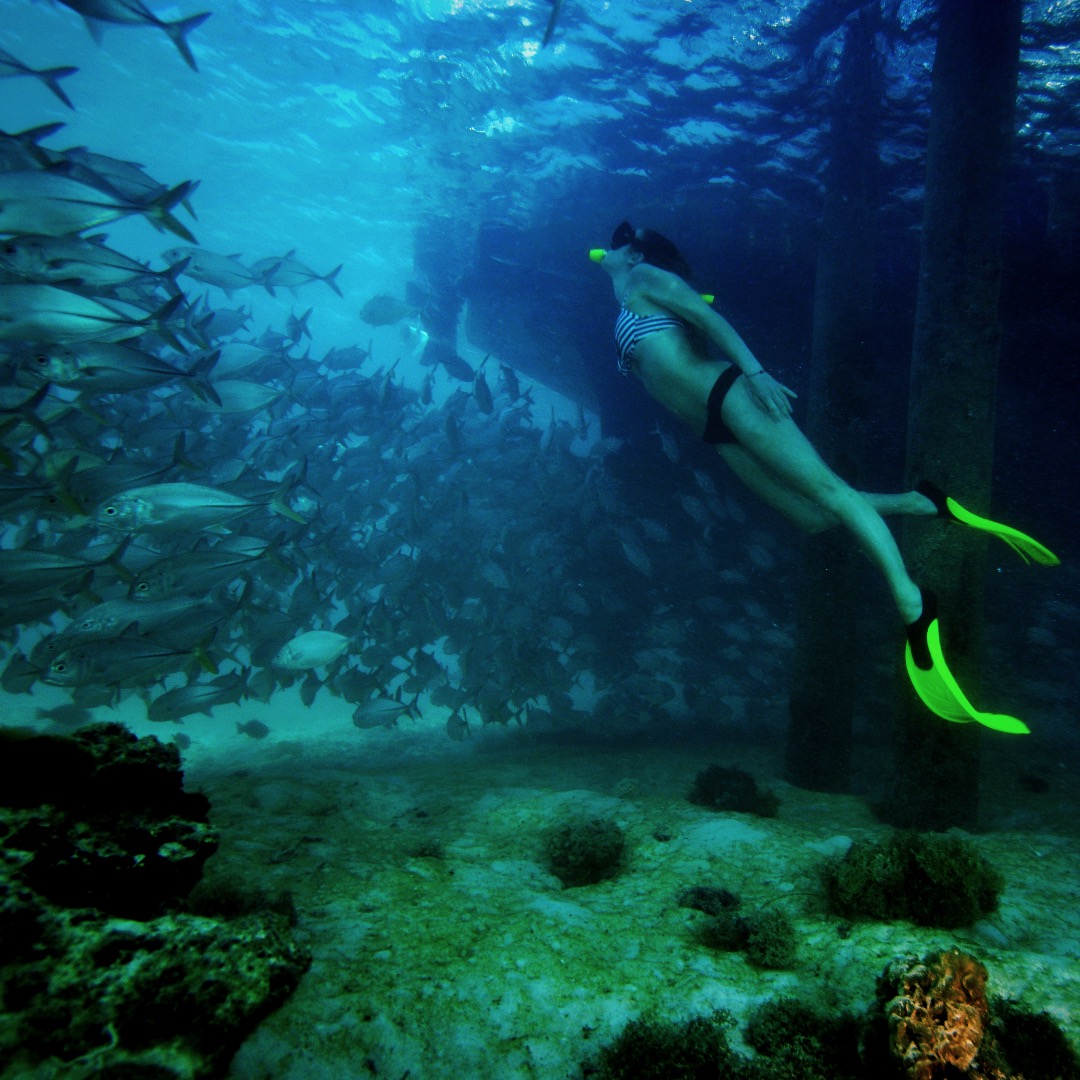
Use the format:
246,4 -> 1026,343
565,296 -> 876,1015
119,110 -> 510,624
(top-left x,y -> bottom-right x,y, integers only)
591,221 -> 1058,735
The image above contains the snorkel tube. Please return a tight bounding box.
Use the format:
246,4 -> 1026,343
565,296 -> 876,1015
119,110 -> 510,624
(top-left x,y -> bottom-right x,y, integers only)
588,247 -> 714,304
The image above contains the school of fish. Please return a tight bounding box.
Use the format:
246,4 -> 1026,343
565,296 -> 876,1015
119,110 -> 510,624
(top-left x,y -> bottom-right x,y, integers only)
0,4 -> 790,743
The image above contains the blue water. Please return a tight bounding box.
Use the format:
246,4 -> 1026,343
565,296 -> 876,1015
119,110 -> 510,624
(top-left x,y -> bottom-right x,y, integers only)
0,0 -> 1077,754
3,1 -> 1080,1076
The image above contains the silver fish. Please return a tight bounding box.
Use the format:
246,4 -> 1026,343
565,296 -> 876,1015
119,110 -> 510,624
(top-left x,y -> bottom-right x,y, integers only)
359,294 -> 420,326
146,671 -> 246,723
236,718 -> 270,739
36,703 -> 94,726
22,340 -> 215,397
0,171 -> 196,241
273,631 -> 350,671
132,536 -> 288,602
445,709 -> 471,741
351,692 -> 421,730
95,481 -> 302,532
0,284 -> 182,344
0,233 -> 184,291
44,632 -> 216,687
0,541 -> 127,597
50,595 -> 217,649
185,380 -> 283,415
56,0 -> 211,72
250,250 -> 343,297
162,245 -> 260,293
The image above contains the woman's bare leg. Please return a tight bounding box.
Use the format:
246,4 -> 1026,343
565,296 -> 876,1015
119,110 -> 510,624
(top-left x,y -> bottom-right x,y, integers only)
720,380 -> 927,623
718,446 -> 937,534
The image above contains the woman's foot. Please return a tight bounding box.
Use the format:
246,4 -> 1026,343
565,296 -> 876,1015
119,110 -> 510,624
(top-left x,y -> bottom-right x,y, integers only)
898,581 -> 924,625
910,488 -> 939,516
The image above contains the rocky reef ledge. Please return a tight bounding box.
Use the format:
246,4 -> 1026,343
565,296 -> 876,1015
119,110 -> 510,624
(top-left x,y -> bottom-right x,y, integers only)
0,722 -> 310,1079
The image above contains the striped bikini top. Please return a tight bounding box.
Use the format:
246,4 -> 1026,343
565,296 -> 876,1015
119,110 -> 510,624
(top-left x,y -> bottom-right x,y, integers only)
614,306 -> 686,375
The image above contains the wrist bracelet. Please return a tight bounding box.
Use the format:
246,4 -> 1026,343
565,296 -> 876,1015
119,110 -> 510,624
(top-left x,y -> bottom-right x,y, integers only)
748,370 -> 767,378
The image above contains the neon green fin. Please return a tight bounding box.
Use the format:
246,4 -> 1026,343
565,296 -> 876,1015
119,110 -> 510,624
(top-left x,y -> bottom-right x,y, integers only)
918,481 -> 1059,566
943,495 -> 1059,566
905,590 -> 1030,735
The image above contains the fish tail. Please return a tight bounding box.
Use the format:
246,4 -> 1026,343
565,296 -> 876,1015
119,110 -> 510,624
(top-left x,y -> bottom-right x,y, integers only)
48,455 -> 88,517
269,461 -> 310,525
144,181 -> 199,244
323,264 -> 344,298
2,384 -> 52,441
143,294 -> 187,352
163,255 -> 192,296
181,179 -> 201,221
162,11 -> 212,73
269,497 -> 308,526
170,432 -> 200,472
81,17 -> 106,46
5,122 -> 65,167
193,645 -> 219,675
255,258 -> 283,297
104,535 -> 134,581
185,349 -> 223,406
542,0 -> 564,47
38,66 -> 79,110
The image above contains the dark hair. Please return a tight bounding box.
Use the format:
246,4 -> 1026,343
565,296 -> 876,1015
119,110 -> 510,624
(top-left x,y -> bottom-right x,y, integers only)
636,228 -> 692,279
613,221 -> 692,281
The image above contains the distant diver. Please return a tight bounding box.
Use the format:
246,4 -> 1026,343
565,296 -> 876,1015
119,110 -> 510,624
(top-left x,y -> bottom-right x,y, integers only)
591,222 -> 1059,735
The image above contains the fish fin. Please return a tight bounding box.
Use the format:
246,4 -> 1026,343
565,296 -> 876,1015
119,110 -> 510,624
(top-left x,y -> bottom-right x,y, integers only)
917,480 -> 1060,567
81,17 -> 106,45
181,179 -> 200,220
170,431 -> 199,472
161,11 -> 212,73
905,590 -> 1030,734
162,255 -> 192,295
192,644 -> 219,676
2,384 -> 52,439
541,0 -> 564,47
323,264 -> 344,297
141,181 -> 198,244
269,465 -> 309,525
185,349 -> 222,406
130,294 -> 186,353
38,65 -> 79,110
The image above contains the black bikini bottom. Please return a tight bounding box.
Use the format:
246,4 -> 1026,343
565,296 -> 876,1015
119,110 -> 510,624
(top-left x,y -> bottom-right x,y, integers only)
701,366 -> 740,445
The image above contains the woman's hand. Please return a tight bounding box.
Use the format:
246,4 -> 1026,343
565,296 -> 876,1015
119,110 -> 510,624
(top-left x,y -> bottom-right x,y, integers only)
745,371 -> 797,420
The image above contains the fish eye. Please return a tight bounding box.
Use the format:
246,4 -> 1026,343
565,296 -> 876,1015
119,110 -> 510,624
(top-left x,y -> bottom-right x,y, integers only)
33,354 -> 48,366
103,505 -> 117,516
52,661 -> 66,673
136,581 -> 149,593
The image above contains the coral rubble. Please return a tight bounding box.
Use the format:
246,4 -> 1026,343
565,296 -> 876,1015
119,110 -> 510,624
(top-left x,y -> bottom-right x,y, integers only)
0,723 -> 310,1079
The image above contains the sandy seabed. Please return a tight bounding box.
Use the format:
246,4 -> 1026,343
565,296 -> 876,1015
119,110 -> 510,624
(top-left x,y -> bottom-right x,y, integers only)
3,680 -> 1079,1080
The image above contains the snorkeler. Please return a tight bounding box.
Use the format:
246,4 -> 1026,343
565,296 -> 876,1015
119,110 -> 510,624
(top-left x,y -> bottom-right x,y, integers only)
591,222 -> 1059,734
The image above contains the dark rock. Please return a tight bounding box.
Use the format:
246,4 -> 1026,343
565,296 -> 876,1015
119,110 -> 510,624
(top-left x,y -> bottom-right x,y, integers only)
0,722 -> 217,920
13,911 -> 309,1074
0,723 -> 310,1080
687,764 -> 779,817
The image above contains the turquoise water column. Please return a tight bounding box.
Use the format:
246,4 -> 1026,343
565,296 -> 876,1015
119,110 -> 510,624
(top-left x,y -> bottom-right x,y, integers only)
786,6 -> 882,793
883,0 -> 1023,829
